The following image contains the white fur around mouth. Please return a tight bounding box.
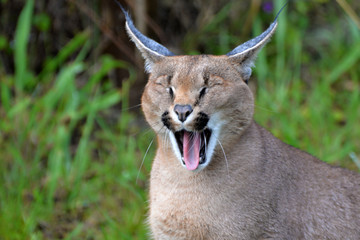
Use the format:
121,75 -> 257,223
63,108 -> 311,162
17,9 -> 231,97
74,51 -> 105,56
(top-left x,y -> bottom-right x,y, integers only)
168,116 -> 222,171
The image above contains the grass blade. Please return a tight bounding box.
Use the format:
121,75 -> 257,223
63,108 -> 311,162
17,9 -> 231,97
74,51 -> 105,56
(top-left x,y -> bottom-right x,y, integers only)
14,0 -> 34,95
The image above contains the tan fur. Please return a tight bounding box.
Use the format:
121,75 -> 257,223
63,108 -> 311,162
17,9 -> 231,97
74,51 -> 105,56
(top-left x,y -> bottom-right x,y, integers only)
140,55 -> 360,239
121,8 -> 360,238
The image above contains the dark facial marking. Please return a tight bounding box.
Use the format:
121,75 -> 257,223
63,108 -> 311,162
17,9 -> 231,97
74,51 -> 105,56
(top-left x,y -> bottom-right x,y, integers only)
161,111 -> 172,130
194,112 -> 209,131
194,99 -> 199,107
194,87 -> 207,107
199,87 -> 207,99
203,72 -> 209,86
168,87 -> 174,99
167,75 -> 173,85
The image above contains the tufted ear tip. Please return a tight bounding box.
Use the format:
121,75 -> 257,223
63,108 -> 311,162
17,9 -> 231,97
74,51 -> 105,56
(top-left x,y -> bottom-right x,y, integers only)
226,17 -> 278,63
226,1 -> 288,82
115,0 -> 175,72
113,0 -> 127,15
226,20 -> 277,82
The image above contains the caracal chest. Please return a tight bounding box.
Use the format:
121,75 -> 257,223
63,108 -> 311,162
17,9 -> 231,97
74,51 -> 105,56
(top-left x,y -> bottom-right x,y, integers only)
149,164 -> 246,239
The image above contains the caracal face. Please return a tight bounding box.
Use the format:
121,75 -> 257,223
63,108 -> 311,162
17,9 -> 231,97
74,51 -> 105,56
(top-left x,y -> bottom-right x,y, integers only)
141,55 -> 254,171
120,4 -> 277,171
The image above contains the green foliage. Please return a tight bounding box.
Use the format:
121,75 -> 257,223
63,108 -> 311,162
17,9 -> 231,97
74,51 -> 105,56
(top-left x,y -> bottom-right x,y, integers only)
0,35 -> 8,50
0,0 -> 152,239
0,1 -> 359,239
253,3 -> 360,169
33,13 -> 51,32
14,0 -> 34,94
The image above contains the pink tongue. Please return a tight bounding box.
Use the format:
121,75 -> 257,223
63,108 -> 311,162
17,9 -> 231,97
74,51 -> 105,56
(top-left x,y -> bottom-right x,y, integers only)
183,131 -> 201,171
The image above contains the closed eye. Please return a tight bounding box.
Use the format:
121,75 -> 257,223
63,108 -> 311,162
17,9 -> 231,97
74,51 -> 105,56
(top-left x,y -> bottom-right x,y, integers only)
167,86 -> 174,99
199,87 -> 207,99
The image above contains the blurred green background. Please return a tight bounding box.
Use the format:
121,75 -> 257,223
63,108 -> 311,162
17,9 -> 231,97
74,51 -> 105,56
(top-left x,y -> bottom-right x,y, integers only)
0,0 -> 359,239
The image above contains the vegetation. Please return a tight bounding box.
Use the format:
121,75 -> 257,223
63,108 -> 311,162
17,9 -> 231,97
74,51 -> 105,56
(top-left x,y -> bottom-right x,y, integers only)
0,0 -> 359,239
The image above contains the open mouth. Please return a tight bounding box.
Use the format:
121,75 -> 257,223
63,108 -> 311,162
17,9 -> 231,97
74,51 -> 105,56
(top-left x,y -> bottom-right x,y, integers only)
174,129 -> 212,170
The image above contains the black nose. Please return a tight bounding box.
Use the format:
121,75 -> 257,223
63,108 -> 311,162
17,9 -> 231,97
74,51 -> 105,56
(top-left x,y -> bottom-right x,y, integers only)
174,104 -> 193,122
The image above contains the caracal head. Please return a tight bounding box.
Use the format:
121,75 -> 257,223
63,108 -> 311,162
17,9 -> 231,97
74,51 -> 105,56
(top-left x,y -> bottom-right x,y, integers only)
120,6 -> 278,171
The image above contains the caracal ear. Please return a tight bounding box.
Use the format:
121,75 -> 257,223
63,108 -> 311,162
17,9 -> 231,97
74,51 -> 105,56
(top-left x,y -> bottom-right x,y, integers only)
117,3 -> 175,72
226,3 -> 287,83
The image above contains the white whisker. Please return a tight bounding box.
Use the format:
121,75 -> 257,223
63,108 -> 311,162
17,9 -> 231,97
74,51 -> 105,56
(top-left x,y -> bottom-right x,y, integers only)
199,133 -> 202,152
203,132 -> 207,154
136,137 -> 154,185
165,129 -> 170,149
140,122 -> 163,137
122,103 -> 142,111
254,104 -> 278,113
136,123 -> 167,184
217,139 -> 230,178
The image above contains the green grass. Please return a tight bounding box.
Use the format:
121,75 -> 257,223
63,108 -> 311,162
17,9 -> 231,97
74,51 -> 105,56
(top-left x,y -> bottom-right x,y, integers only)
253,2 -> 360,169
0,1 -> 359,239
0,1 -> 153,239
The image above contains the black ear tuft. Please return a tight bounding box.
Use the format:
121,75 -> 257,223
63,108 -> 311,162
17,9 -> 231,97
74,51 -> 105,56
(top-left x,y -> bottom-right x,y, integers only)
226,1 -> 288,82
114,0 -> 175,72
